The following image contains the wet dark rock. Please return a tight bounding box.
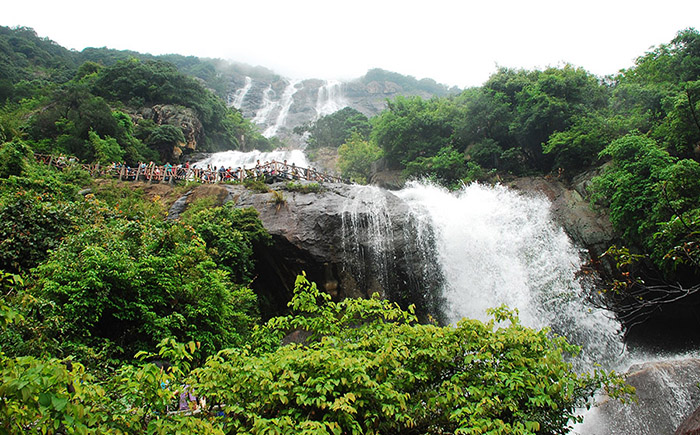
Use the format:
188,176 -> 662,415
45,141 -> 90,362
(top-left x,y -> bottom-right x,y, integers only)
226,183 -> 444,320
167,189 -> 192,220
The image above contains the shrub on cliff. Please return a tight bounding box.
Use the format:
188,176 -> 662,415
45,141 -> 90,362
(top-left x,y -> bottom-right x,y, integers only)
32,212 -> 259,360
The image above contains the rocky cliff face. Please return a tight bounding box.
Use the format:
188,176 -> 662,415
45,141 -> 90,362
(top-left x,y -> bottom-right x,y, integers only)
132,104 -> 203,160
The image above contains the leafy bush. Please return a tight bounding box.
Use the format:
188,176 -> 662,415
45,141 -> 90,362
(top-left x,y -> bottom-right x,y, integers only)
590,134 -> 673,246
0,187 -> 81,273
189,274 -> 632,435
403,145 -> 466,187
0,139 -> 33,178
294,107 -> 371,150
337,132 -> 383,184
33,216 -> 259,359
243,177 -> 270,193
183,204 -> 271,282
0,274 -> 632,434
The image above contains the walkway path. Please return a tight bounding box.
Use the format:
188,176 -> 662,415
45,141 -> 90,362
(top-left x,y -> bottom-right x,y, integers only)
35,155 -> 347,184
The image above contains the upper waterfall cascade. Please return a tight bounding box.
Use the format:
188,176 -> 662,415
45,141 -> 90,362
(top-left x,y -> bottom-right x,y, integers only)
263,80 -> 301,138
252,85 -> 277,126
315,80 -> 347,119
229,76 -> 252,109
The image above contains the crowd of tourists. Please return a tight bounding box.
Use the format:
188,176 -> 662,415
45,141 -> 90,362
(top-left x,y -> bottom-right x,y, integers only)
35,154 -> 345,184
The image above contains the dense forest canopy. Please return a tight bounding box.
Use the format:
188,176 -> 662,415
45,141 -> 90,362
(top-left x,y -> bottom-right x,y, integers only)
359,68 -> 461,96
2,24 -> 699,432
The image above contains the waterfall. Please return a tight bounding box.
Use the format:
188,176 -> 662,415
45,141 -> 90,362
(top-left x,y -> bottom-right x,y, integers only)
339,184 -> 444,318
336,179 -> 696,433
340,186 -> 395,293
395,181 -> 624,367
315,80 -> 347,119
263,80 -> 301,138
193,149 -> 309,169
230,76 -> 252,109
252,85 -> 277,126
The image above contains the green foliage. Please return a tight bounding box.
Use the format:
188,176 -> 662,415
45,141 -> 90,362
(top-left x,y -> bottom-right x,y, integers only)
182,204 -> 271,282
90,180 -> 166,219
371,96 -> 458,169
590,133 -> 700,277
0,271 -> 632,434
590,134 -> 673,245
462,161 -> 497,184
651,159 -> 700,272
23,80 -> 155,164
0,344 -> 225,434
244,177 -> 271,193
403,145 -> 467,187
189,274 -> 632,435
466,138 -> 502,169
544,114 -> 621,174
337,132 -> 383,184
0,271 -> 24,330
0,97 -> 43,143
295,107 -> 371,150
33,215 -> 259,359
88,130 -> 125,165
146,124 -> 186,159
0,26 -> 77,93
0,178 -> 83,273
269,189 -> 287,209
0,139 -> 33,178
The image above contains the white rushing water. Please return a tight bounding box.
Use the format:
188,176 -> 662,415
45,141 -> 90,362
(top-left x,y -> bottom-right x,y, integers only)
192,149 -> 309,169
315,80 -> 347,119
252,85 -> 277,126
340,185 -> 395,292
229,76 -> 252,109
395,181 -> 624,367
264,80 -> 301,137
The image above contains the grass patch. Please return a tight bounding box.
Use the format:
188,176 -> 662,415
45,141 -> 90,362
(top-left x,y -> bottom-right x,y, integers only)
244,178 -> 270,193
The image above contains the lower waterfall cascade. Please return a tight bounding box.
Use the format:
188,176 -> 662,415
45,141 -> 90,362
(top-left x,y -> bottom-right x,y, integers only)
395,181 -> 624,368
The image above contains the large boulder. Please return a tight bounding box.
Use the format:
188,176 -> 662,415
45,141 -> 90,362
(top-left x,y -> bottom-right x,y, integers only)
170,182 -> 444,320
578,358 -> 700,434
677,405 -> 700,435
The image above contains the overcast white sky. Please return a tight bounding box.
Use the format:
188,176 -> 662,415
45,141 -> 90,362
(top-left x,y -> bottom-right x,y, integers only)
3,0 -> 700,88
